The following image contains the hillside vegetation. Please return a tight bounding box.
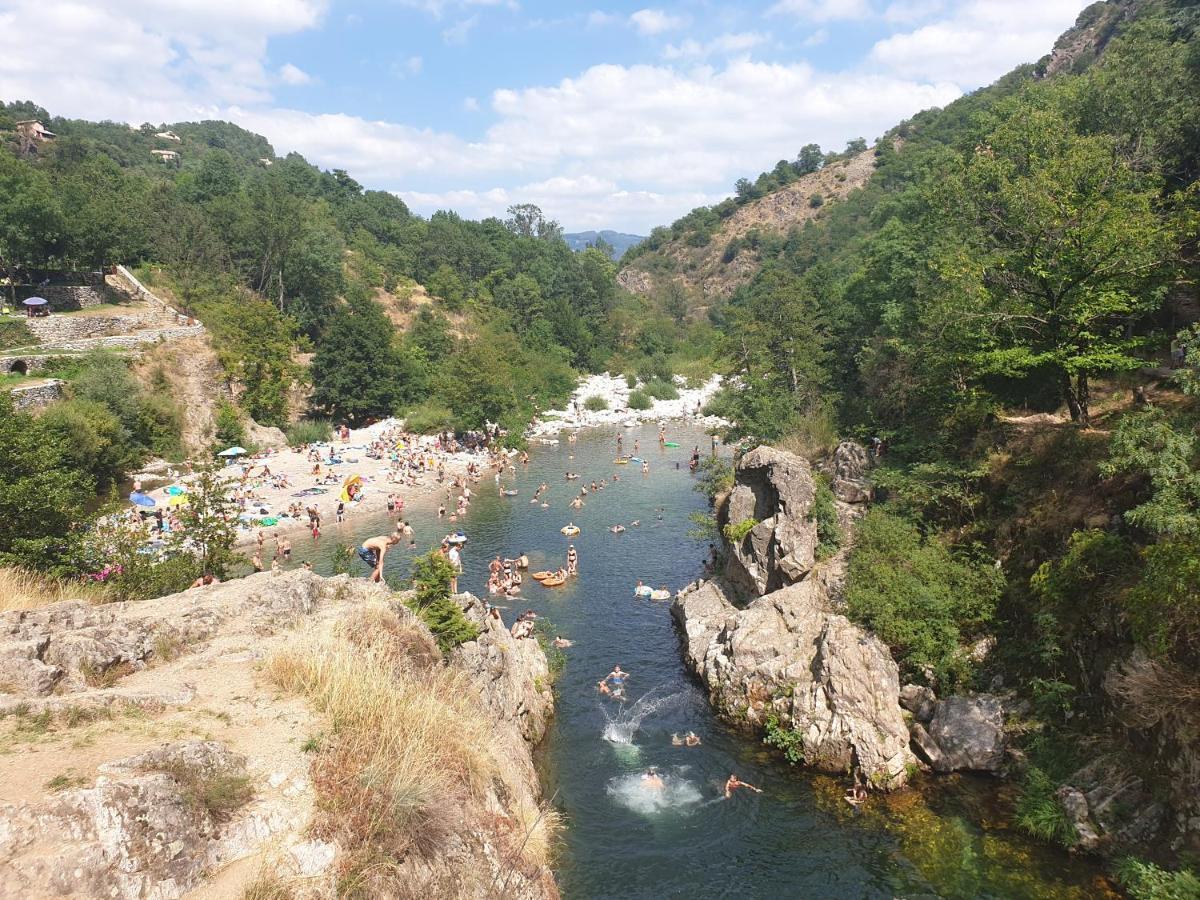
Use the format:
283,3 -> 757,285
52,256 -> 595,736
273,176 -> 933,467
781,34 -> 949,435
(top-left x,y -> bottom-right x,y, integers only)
640,0 -> 1200,875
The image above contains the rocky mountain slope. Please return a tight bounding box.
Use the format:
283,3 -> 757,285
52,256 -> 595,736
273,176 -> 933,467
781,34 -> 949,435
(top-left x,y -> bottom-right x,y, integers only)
617,149 -> 877,302
0,572 -> 556,899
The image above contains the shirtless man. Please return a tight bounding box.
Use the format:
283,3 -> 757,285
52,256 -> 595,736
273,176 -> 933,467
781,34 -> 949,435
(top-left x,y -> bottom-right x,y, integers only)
724,774 -> 763,798
602,665 -> 628,697
358,533 -> 400,583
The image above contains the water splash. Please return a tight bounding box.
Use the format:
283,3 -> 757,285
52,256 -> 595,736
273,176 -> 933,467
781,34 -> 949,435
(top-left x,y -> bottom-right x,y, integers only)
606,770 -> 704,816
601,689 -> 684,745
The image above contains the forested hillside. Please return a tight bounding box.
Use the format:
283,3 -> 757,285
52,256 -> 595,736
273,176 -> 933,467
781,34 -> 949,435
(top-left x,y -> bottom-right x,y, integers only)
636,0 -> 1200,880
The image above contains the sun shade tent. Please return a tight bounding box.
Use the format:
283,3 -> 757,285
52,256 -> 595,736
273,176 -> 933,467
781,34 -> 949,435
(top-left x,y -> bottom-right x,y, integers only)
22,297 -> 48,317
217,446 -> 247,457
129,492 -> 156,508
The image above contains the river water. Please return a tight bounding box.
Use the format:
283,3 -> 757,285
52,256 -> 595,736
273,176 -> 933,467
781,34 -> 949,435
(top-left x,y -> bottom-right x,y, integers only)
303,422 -> 1112,899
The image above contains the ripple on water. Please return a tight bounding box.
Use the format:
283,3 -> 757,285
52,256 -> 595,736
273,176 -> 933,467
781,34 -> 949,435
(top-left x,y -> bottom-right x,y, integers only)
606,770 -> 704,817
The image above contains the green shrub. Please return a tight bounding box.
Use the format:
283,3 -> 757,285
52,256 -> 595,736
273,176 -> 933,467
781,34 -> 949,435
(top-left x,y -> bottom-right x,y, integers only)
694,456 -> 733,501
808,193 -> 824,208
644,378 -> 679,400
627,390 -> 652,410
286,418 -> 333,446
214,399 -> 246,449
1014,765 -> 1077,847
723,517 -> 758,543
407,550 -> 479,652
402,401 -> 455,434
0,320 -> 34,351
812,476 -> 841,560
844,508 -> 1002,689
624,372 -> 637,389
1114,858 -> 1200,900
583,394 -> 609,412
764,715 -> 806,765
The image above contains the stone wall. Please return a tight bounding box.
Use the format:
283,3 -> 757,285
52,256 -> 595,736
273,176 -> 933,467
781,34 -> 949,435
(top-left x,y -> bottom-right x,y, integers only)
1,354 -> 57,375
38,325 -> 206,353
35,284 -> 108,311
25,313 -> 169,343
10,380 -> 63,411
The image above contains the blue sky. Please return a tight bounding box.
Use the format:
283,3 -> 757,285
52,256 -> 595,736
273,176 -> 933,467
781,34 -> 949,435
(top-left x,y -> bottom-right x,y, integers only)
0,0 -> 1091,232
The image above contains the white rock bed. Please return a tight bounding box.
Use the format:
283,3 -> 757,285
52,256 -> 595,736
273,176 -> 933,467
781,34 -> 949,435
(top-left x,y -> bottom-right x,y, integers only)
526,373 -> 728,438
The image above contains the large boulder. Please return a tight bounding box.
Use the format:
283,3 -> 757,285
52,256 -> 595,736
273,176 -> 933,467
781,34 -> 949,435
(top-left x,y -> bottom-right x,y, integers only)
723,446 -> 819,596
926,695 -> 1006,773
830,440 -> 872,503
673,578 -> 915,789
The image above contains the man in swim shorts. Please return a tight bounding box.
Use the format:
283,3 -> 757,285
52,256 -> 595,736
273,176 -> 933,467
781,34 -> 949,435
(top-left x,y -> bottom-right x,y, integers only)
358,533 -> 400,582
602,665 -> 628,697
724,774 -> 763,798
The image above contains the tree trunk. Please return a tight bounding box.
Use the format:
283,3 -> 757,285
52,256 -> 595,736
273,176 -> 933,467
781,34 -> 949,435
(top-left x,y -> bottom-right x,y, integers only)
1062,371 -> 1090,425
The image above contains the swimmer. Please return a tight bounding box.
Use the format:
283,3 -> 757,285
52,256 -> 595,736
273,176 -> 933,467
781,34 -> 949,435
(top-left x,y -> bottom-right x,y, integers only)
642,767 -> 665,790
602,665 -> 628,693
724,774 -> 763,798
684,731 -> 701,747
597,680 -> 612,696
671,733 -> 683,746
552,635 -> 574,648
844,784 -> 868,806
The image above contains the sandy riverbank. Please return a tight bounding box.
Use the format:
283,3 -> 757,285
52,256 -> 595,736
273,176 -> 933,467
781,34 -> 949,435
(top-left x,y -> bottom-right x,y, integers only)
143,418 -> 493,552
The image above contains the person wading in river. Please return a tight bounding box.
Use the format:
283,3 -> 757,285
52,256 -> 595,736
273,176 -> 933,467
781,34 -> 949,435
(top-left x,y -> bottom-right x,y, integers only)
725,774 -> 763,799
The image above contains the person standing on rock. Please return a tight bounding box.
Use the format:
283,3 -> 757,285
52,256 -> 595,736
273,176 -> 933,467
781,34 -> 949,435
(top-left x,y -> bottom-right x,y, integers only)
358,533 -> 400,583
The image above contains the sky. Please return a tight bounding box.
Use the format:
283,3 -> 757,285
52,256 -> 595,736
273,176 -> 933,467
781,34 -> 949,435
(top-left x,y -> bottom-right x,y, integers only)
0,0 -> 1092,233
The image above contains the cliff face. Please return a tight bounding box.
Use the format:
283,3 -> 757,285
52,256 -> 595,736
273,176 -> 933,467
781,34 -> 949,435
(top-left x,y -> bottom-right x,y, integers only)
0,572 -> 557,899
672,444 -> 918,789
616,149 -> 878,302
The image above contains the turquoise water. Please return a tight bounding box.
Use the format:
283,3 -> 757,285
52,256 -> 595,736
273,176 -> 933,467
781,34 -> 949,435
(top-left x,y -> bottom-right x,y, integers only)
304,422 -> 1112,899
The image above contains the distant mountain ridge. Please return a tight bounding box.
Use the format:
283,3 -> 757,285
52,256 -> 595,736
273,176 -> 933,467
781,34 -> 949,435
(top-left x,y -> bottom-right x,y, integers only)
563,230 -> 645,259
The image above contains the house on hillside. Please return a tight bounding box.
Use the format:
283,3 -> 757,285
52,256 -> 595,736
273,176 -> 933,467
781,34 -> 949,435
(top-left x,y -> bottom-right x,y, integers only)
15,120 -> 55,156
151,149 -> 180,162
155,130 -> 181,142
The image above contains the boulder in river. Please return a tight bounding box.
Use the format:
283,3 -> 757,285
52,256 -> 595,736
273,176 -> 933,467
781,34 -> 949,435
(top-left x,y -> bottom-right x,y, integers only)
926,695 -> 1006,773
673,577 -> 916,789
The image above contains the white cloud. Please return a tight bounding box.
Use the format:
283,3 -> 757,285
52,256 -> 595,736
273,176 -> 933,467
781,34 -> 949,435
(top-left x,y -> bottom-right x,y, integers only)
803,28 -> 829,46
587,10 -> 620,27
463,96 -> 481,111
442,15 -> 477,44
393,55 -> 424,77
882,0 -> 945,23
629,8 -> 688,36
767,0 -> 871,22
278,62 -> 312,85
663,32 -> 768,60
869,0 -> 1090,87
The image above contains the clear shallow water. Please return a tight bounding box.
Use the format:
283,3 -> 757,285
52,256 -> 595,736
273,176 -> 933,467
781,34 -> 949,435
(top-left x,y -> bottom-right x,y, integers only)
304,423 -> 1113,900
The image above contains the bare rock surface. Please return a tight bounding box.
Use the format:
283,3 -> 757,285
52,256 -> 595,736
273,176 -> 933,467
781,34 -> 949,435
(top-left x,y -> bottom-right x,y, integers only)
723,446 -> 819,596
674,577 -> 915,788
0,571 -> 556,899
926,695 -> 1006,773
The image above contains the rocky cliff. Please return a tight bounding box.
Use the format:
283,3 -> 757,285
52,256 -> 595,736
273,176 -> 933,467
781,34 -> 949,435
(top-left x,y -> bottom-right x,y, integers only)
0,571 -> 557,899
674,443 -> 1011,790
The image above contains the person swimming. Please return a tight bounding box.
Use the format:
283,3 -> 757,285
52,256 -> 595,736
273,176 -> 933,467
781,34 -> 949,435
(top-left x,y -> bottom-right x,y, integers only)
684,731 -> 701,747
642,767 -> 665,790
602,665 -> 628,697
724,774 -> 763,798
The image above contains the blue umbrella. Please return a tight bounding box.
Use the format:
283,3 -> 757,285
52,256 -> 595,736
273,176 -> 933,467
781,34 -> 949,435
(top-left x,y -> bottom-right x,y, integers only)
129,492 -> 156,508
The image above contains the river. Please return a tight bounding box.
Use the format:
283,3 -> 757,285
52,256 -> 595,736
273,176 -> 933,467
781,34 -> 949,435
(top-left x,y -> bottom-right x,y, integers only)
302,421 -> 1113,899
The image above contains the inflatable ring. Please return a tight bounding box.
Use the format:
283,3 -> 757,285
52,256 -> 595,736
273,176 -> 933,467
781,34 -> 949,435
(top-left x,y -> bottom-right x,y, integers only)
561,525 -> 580,536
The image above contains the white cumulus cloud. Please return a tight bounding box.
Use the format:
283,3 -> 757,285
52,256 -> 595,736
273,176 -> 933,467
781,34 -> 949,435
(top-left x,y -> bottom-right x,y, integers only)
278,62 -> 312,85
870,0 -> 1091,87
629,8 -> 688,36
767,0 -> 872,22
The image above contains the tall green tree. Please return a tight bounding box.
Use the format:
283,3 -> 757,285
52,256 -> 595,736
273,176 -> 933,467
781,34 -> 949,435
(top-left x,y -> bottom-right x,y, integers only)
309,296 -> 405,425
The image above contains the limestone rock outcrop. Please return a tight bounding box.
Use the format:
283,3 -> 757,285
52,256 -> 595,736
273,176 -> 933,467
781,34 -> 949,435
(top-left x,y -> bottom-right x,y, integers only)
674,578 -> 915,788
0,571 -> 557,899
722,445 -> 820,596
1055,756 -> 1167,853
830,440 -> 873,504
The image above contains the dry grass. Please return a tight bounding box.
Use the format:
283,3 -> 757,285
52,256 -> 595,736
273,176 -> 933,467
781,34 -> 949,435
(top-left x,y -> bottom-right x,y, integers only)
509,795 -> 564,872
776,409 -> 841,462
265,605 -> 501,866
0,568 -> 114,613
